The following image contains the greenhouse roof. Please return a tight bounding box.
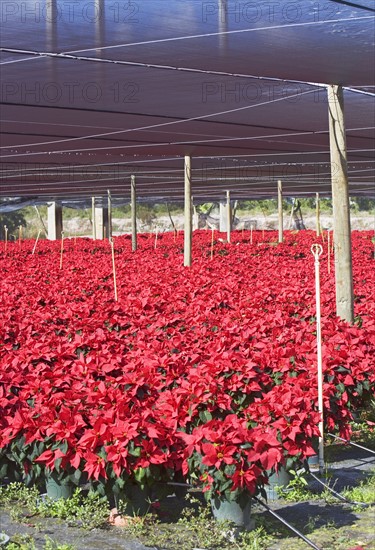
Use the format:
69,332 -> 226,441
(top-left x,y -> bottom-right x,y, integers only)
0,0 -> 374,203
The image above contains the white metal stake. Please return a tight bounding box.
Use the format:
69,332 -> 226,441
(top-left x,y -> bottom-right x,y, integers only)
32,230 -> 42,255
110,238 -> 118,302
311,243 -> 324,474
250,224 -> 253,244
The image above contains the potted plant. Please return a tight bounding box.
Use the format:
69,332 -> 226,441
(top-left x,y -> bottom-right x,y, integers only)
179,415 -> 277,529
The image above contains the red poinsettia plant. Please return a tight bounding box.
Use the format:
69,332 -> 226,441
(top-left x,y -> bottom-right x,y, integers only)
0,230 -> 374,499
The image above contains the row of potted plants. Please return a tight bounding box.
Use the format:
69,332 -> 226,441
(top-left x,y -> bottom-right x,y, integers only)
1,230 -> 374,520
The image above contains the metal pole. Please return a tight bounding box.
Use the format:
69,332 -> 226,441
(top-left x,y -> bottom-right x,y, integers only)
226,190 -> 231,243
278,180 -> 283,243
327,84 -> 354,323
184,155 -> 192,267
131,175 -> 137,251
311,243 -> 324,474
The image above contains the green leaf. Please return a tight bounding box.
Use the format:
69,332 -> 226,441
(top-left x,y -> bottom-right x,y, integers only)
199,410 -> 212,423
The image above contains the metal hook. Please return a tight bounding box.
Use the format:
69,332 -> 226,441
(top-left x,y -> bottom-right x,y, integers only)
311,243 -> 323,258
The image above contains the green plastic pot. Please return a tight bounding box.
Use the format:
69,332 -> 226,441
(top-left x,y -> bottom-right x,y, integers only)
264,467 -> 292,500
211,494 -> 253,530
45,472 -> 74,500
307,437 -> 320,467
115,484 -> 152,516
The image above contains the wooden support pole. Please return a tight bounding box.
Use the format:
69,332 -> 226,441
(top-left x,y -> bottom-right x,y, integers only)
328,84 -> 354,323
316,192 -> 321,237
32,230 -> 41,255
184,155 -> 192,267
328,230 -> 331,274
34,206 -> 48,238
110,238 -> 118,302
226,190 -> 231,243
288,198 -> 295,230
131,175 -> 137,251
278,180 -> 283,243
92,197 -> 96,240
154,228 -> 158,250
107,190 -> 112,240
4,225 -> 8,252
47,202 -> 63,241
59,231 -> 64,270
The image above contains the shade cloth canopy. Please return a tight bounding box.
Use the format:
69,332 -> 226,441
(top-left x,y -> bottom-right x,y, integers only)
1,0 -> 374,202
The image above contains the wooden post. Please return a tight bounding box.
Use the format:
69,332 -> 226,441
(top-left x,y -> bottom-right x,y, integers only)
278,180 -> 283,243
327,84 -> 354,323
92,197 -> 96,240
131,175 -> 137,251
184,155 -> 192,267
288,198 -> 295,230
107,190 -> 112,240
34,206 -> 48,238
110,238 -> 118,301
32,230 -> 42,255
328,230 -> 331,274
59,231 -> 64,270
4,225 -> 8,252
154,228 -> 158,249
316,193 -> 321,237
47,202 -> 63,240
226,190 -> 231,243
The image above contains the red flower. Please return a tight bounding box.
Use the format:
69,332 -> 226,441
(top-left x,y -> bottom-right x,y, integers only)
201,443 -> 237,469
